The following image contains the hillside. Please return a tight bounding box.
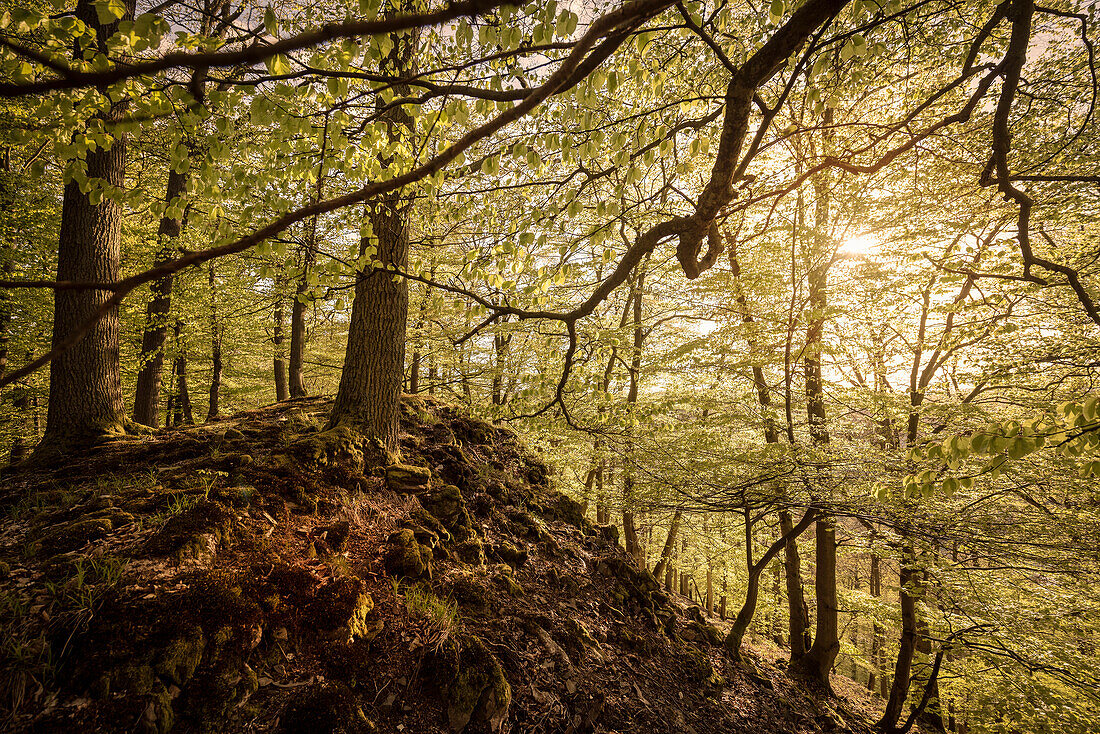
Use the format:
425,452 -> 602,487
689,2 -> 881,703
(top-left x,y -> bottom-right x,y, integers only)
1,397 -> 884,734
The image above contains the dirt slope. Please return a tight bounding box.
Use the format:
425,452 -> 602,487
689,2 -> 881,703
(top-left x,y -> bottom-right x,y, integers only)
0,397 -> 881,734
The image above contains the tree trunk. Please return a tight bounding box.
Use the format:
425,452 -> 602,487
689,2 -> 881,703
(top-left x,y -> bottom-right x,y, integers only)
879,542 -> 919,732
726,509 -> 817,658
328,19 -> 418,452
273,287 -> 289,402
133,168 -> 187,427
37,0 -> 135,457
206,263 -> 222,420
782,509 -> 812,660
652,510 -> 683,581
622,260 -> 648,566
171,321 -> 193,426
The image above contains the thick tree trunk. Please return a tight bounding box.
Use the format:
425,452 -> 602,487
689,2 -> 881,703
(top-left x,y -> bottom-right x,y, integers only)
37,0 -> 135,456
133,168 -> 187,427
328,21 -> 417,451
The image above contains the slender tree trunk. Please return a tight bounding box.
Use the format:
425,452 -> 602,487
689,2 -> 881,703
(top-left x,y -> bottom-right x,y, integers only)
37,0 -> 135,456
795,127 -> 840,688
133,168 -> 187,427
206,263 -> 222,420
622,261 -> 648,566
726,509 -> 818,658
782,509 -> 812,659
273,288 -> 289,402
171,321 -> 193,425
652,510 -> 683,580
880,543 -> 919,731
328,18 -> 418,452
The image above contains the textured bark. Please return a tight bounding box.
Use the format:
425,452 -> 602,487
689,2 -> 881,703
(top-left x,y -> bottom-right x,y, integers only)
726,508 -> 817,658
328,17 -> 418,451
207,263 -> 222,420
622,262 -> 648,566
37,0 -> 135,456
133,168 -> 187,427
782,509 -> 812,659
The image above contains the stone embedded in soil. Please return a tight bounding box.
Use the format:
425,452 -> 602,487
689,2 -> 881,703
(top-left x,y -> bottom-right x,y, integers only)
439,636 -> 512,733
37,516 -> 114,555
419,484 -> 476,542
144,500 -> 234,564
385,528 -> 431,579
307,576 -> 377,643
491,540 -> 527,568
385,463 -> 431,493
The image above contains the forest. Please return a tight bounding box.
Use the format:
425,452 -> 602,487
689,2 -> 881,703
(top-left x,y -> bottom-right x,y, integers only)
0,0 -> 1098,731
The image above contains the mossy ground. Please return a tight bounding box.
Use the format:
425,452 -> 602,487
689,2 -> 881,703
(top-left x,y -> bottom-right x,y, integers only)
0,396 -> 886,733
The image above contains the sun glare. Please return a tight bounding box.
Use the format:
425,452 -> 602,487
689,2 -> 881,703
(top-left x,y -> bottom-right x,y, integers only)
840,234 -> 878,256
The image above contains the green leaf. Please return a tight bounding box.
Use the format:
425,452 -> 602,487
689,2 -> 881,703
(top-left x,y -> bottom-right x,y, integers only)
263,6 -> 278,37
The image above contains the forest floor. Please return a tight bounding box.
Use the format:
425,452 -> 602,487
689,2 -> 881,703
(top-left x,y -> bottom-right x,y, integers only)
0,396 -> 891,733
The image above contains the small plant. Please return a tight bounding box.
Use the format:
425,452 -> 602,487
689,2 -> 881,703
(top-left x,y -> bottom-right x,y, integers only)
402,583 -> 459,648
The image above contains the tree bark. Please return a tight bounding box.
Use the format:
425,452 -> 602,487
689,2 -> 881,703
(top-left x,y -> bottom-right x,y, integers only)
328,18 -> 418,452
37,0 -> 135,456
206,263 -> 222,420
652,510 -> 683,581
133,168 -> 187,427
622,260 -> 648,566
273,293 -> 289,402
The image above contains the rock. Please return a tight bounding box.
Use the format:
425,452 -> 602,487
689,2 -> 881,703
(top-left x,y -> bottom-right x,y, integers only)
437,636 -> 511,733
278,681 -> 369,734
491,541 -> 527,568
453,537 -> 486,565
318,519 -> 351,551
419,484 -> 476,542
385,529 -> 430,579
223,428 -> 246,441
546,492 -> 588,531
144,500 -> 234,564
386,463 -> 431,493
38,517 -> 114,555
596,524 -> 620,546
154,625 -> 206,686
308,576 -> 377,643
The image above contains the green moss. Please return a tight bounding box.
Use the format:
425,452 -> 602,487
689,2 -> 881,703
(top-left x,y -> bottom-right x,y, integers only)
385,529 -> 429,579
144,500 -> 234,562
307,576 -> 376,643
154,624 -> 206,686
491,540 -> 527,568
444,637 -> 512,733
420,484 -> 476,542
385,463 -> 431,493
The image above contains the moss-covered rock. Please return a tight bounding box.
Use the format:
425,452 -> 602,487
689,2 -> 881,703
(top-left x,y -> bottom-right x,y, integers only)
38,516 -> 114,555
144,500 -> 234,564
490,540 -> 527,568
153,624 -> 206,686
307,576 -> 377,643
544,491 -> 588,532
419,484 -> 476,542
436,636 -> 511,733
594,556 -> 661,612
278,681 -> 370,734
453,537 -> 486,565
385,529 -> 430,579
386,463 -> 431,493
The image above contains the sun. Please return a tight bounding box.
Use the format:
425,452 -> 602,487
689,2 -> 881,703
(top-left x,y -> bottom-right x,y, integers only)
839,233 -> 878,256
